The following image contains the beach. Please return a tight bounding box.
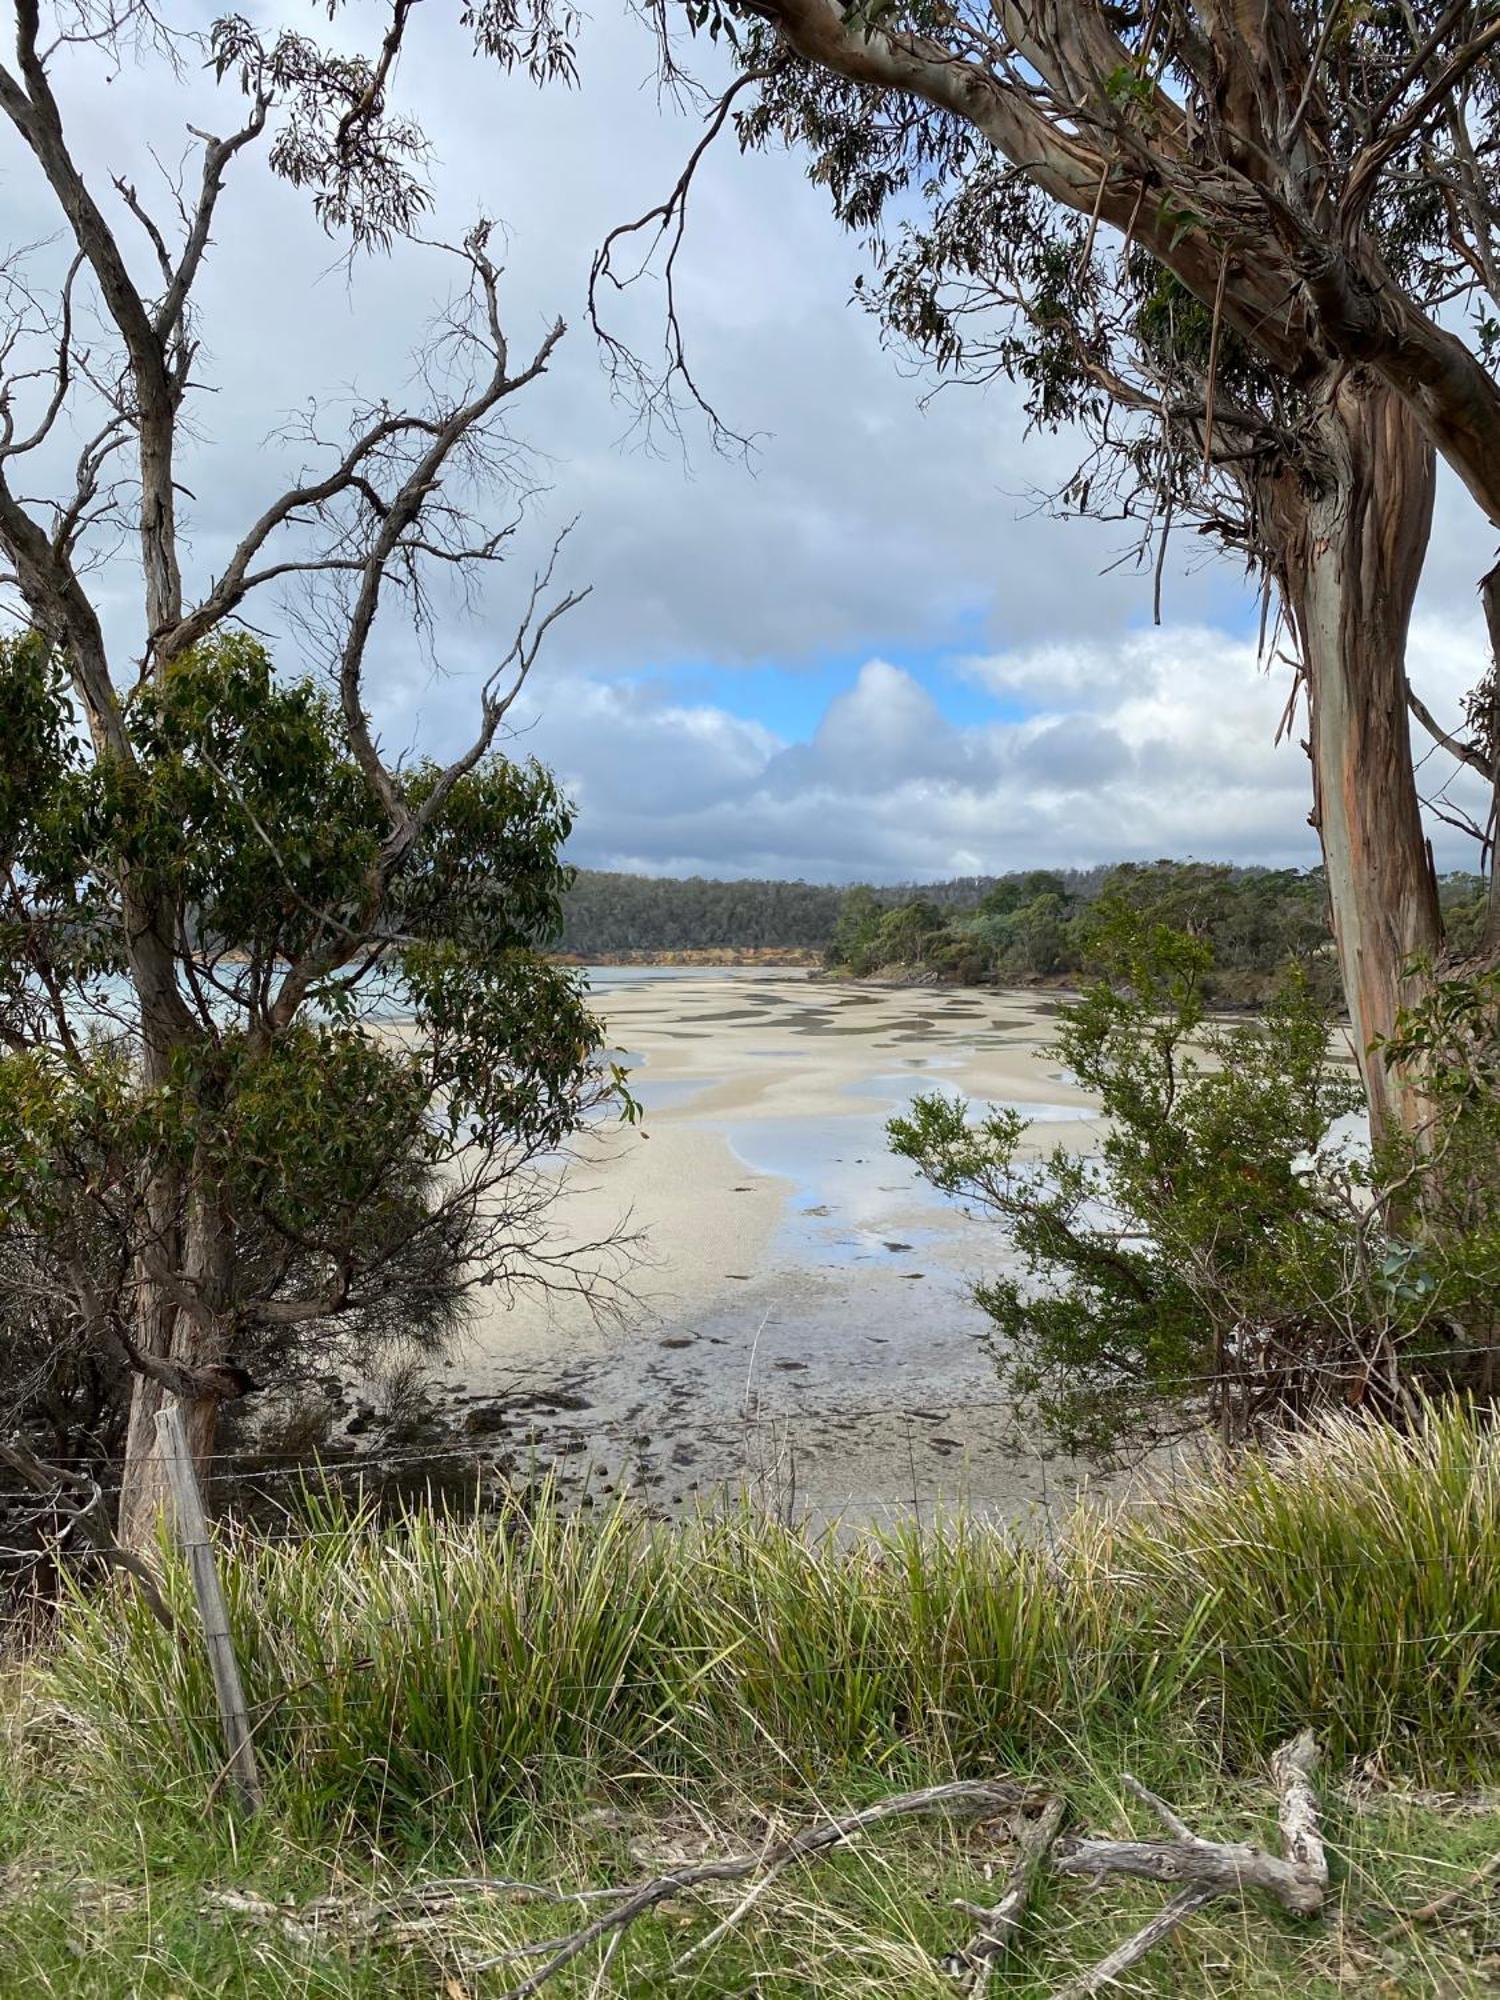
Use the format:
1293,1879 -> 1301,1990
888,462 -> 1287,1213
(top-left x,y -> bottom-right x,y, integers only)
399,969 -> 1117,1525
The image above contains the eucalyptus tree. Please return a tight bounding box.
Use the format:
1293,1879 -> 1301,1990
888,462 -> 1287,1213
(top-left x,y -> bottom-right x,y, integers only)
604,0 -> 1500,1141
284,0 -> 1500,1132
0,2 -> 625,1542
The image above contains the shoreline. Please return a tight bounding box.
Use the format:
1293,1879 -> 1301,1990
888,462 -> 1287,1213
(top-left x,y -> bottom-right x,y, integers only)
261,970 -> 1120,1531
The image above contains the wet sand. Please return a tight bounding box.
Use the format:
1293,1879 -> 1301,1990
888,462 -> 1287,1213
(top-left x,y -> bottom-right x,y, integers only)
411,970 -> 1115,1526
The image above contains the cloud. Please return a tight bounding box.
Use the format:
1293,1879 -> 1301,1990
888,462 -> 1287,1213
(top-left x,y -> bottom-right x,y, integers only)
510,621 -> 1495,881
2,14 -> 1494,886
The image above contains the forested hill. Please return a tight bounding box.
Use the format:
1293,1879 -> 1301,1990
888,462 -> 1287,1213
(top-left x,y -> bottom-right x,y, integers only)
559,864 -> 1490,993
557,869 -> 1034,955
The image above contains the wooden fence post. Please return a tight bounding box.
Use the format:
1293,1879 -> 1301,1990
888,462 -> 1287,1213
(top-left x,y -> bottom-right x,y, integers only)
154,1401 -> 263,1812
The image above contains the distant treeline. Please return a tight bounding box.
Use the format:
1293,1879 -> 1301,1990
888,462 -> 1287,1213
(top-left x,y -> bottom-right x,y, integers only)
829,863 -> 1490,1005
558,867 -> 1111,955
559,871 -> 848,953
560,862 -> 1489,1001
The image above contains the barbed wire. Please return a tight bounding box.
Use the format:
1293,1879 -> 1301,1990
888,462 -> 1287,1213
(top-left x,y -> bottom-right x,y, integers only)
11,1503 -> 1500,1591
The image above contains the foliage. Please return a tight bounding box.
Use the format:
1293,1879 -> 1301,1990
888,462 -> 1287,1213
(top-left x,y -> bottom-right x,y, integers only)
0,630 -> 621,1473
717,0 -> 1500,688
559,868 -> 854,954
888,904 -> 1499,1458
558,865 -> 1487,988
1379,961 -> 1500,1316
826,860 -> 1347,1004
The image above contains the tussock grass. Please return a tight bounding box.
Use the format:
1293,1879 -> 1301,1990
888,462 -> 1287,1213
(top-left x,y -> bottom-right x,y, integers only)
30,1400 -> 1500,1836
6,1404 -> 1500,1994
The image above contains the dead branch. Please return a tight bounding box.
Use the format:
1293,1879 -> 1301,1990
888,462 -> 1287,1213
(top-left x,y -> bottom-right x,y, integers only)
947,1792 -> 1067,1990
1402,1846 -> 1500,1925
587,66 -> 771,454
0,1437 -> 176,1632
1052,1738 -> 1326,1917
1272,1729 -> 1326,1883
1049,1733 -> 1326,1996
1408,679 -> 1495,781
469,1779 -> 1032,1998
190,1750 -> 1334,1993
1049,1883 -> 1219,2000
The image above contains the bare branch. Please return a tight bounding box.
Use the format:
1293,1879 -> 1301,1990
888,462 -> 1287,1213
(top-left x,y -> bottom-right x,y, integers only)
467,1780 -> 1033,1997
589,66 -> 771,453
947,1794 -> 1067,1989
1407,678 -> 1495,781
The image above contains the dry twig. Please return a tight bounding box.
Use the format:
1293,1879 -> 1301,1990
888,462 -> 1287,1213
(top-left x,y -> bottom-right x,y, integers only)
1404,1847 -> 1500,1924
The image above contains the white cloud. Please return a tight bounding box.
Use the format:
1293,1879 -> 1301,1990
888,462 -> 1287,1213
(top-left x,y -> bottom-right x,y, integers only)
514,623 -> 1494,881
2,15 -> 1494,885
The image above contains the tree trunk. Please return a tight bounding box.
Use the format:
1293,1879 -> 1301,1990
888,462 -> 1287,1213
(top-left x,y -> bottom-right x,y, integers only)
118,1356 -> 219,1551
1268,374 -> 1442,1144
116,1154 -> 233,1550
1477,565 -> 1500,959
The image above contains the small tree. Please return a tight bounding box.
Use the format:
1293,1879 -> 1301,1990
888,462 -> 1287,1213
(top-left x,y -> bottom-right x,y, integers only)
0,6 -> 624,1542
825,884 -> 883,971
890,904 -> 1500,1458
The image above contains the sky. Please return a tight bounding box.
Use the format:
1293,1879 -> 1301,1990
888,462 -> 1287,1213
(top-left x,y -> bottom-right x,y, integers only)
3,3 -> 1496,882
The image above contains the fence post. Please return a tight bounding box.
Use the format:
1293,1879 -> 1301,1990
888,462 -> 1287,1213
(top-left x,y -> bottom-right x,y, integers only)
154,1400 -> 263,1812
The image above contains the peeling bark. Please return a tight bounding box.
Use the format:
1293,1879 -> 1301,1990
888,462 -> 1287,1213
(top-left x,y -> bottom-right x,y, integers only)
1266,376 -> 1442,1143
117,1160 -> 241,1548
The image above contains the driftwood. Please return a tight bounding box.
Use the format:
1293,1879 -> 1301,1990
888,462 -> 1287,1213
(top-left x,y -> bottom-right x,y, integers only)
202,1875 -> 630,1952
467,1778 -> 1032,1999
946,1793 -> 1067,1990
1047,1731 -> 1327,1997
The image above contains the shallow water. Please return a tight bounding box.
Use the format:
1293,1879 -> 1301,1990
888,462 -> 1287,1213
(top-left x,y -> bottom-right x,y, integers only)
396,970 -> 1116,1525
719,1109 -> 947,1266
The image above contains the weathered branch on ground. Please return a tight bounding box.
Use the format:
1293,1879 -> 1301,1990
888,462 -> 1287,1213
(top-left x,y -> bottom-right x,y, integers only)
1050,1732 -> 1326,1997
470,1779 -> 1033,1998
1052,1735 -> 1326,1915
1049,1883 -> 1219,2000
946,1792 -> 1067,1990
196,1748 -> 1328,1994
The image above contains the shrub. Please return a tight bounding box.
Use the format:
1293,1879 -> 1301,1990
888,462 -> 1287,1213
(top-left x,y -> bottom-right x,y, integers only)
889,903 -> 1500,1457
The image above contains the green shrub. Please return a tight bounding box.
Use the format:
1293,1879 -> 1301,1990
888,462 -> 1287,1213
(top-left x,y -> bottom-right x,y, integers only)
890,904 -> 1500,1457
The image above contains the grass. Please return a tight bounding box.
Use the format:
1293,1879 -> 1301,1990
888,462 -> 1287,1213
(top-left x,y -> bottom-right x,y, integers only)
5,1403 -> 1500,1994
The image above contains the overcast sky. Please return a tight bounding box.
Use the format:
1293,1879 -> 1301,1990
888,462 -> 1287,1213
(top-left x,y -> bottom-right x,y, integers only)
5,3 -> 1496,881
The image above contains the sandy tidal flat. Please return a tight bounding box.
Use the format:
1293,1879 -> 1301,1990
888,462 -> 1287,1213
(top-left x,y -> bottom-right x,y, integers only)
418,969 -> 1113,1524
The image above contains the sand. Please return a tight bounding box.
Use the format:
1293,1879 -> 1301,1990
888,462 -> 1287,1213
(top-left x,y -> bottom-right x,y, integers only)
408,970 -> 1120,1526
